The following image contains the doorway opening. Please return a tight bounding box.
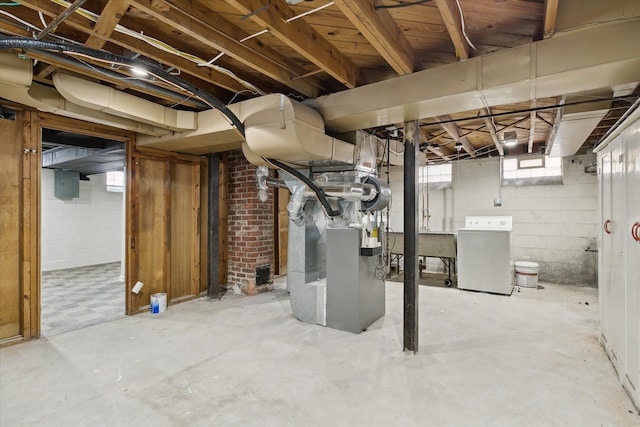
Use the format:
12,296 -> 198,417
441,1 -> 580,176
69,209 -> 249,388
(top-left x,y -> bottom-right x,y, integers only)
40,128 -> 126,337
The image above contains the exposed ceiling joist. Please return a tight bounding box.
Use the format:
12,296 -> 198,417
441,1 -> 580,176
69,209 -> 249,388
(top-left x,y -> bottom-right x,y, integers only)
35,64 -> 56,80
544,0 -> 559,38
84,0 -> 130,49
127,0 -> 319,97
420,128 -> 451,161
333,0 -> 420,75
481,108 -> 504,156
225,0 -> 359,88
437,115 -> 476,156
172,0 -> 328,93
435,0 -> 470,60
35,0 -> 88,40
16,0 -> 248,96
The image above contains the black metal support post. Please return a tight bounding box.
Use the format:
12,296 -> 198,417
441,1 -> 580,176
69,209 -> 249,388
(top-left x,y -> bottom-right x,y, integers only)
207,153 -> 220,299
403,120 -> 419,353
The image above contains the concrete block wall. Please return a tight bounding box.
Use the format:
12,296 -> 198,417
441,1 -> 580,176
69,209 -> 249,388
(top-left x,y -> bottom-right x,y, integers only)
226,151 -> 274,295
388,154 -> 598,286
41,169 -> 123,271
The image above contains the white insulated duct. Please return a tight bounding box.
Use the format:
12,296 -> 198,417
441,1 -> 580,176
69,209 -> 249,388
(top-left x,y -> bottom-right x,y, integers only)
52,73 -> 197,131
548,98 -> 612,157
0,51 -> 173,136
138,18 -> 640,157
240,94 -> 355,166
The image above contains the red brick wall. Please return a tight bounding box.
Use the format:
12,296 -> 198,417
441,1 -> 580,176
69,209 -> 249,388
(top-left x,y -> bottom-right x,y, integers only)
226,150 -> 274,294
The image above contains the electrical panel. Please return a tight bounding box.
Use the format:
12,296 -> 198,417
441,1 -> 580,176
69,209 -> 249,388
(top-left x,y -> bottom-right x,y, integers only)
54,169 -> 80,199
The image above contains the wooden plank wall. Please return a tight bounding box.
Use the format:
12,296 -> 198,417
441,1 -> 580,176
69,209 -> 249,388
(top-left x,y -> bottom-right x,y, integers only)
0,108 -> 40,344
128,147 -> 226,313
0,109 -> 24,341
276,187 -> 290,275
170,161 -> 201,302
0,106 -> 229,337
129,156 -> 170,313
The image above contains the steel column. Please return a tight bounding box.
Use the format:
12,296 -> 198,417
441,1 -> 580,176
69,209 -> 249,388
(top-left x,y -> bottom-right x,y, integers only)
207,153 -> 220,299
403,120 -> 419,352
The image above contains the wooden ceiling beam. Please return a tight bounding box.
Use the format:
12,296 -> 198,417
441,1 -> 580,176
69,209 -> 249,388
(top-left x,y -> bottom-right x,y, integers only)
16,0 -> 250,95
127,0 -> 319,97
481,109 -> 504,156
495,116 -> 529,133
435,0 -> 470,60
225,0 -> 359,88
437,115 -> 476,156
544,0 -> 559,38
170,0 -> 327,93
420,128 -> 451,161
333,0 -> 420,75
36,64 -> 57,80
85,0 -> 130,49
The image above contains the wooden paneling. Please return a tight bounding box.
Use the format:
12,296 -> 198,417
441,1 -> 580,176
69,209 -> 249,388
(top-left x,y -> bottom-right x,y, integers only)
170,162 -> 200,301
130,156 -> 169,312
128,146 -> 214,311
22,111 -> 40,339
276,187 -> 289,275
0,107 -> 40,344
0,111 -> 24,340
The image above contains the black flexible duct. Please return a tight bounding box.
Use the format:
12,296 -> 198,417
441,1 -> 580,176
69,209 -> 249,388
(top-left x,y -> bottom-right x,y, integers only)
266,158 -> 341,217
0,37 -> 245,136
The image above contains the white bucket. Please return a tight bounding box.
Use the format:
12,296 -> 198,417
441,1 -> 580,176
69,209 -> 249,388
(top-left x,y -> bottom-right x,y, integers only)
150,293 -> 167,314
515,261 -> 539,288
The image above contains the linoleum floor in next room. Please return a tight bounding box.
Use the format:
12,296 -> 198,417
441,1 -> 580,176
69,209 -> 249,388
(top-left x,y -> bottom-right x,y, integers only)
40,262 -> 124,337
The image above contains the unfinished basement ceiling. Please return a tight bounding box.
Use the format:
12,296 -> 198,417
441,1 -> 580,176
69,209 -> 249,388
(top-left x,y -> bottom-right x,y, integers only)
1,0 -> 639,161
41,128 -> 125,175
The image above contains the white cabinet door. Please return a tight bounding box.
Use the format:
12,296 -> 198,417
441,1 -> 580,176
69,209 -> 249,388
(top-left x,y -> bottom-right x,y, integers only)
624,123 -> 640,399
611,139 -> 626,369
599,147 -> 613,351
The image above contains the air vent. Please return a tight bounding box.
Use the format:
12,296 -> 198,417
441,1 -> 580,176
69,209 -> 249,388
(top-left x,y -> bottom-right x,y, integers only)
256,266 -> 270,286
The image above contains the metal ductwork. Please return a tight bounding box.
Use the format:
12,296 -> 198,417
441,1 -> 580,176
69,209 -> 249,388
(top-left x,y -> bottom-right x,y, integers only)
0,51 -> 173,136
547,96 -> 612,157
52,73 -> 197,131
137,18 -> 640,157
240,94 -> 355,167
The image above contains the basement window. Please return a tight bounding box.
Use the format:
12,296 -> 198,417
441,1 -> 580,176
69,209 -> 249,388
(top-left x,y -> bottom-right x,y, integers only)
106,170 -> 125,193
419,163 -> 452,189
503,156 -> 562,186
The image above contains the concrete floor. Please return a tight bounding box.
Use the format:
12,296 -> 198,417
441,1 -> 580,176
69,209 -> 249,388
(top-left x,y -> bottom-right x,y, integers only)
1,279 -> 638,426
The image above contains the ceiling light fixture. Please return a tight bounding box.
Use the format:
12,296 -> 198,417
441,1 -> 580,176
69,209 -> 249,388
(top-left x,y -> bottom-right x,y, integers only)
131,66 -> 148,77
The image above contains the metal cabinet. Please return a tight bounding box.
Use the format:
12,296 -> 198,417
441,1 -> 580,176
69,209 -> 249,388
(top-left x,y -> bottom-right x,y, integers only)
596,111 -> 640,410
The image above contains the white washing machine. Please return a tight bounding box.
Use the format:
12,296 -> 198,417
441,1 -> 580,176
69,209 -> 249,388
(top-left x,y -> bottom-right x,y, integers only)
457,216 -> 513,295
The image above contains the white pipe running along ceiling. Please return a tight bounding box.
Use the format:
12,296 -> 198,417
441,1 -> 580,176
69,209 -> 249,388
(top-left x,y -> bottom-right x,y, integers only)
0,51 -> 175,136
52,73 -> 197,132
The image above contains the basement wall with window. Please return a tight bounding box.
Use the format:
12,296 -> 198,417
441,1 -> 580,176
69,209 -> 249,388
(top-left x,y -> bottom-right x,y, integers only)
41,169 -> 123,271
388,154 -> 598,286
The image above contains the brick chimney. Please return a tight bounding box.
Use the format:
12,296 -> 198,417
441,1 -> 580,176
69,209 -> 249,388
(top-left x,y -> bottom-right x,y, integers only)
226,150 -> 274,295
